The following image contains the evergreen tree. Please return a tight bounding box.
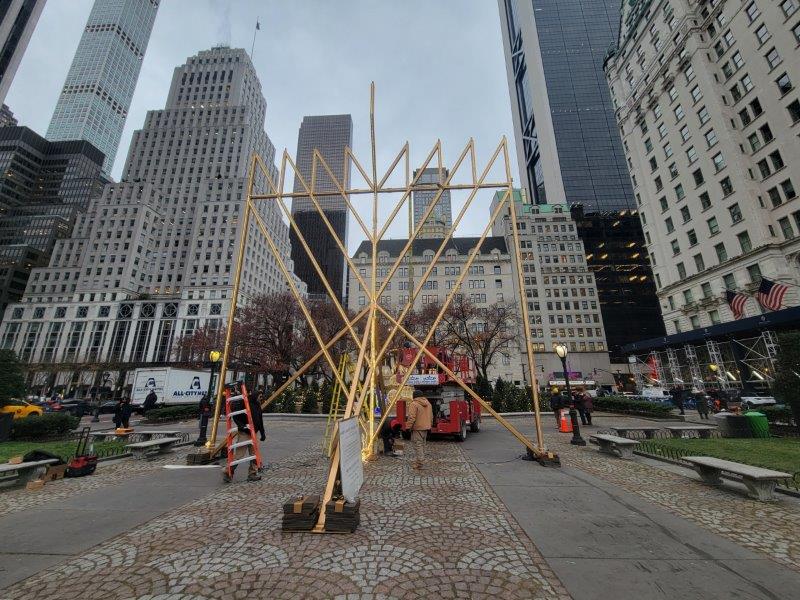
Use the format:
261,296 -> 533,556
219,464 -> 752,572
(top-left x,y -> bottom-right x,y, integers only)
0,350 -> 26,401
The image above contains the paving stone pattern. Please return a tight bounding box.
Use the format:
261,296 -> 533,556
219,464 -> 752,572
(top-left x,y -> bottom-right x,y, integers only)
0,443 -> 571,599
0,446 -> 196,517
544,428 -> 800,572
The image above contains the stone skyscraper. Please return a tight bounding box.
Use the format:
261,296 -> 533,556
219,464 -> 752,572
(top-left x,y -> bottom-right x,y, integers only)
0,0 -> 47,106
46,0 -> 159,175
413,167 -> 452,239
497,0 -> 664,359
290,114 -> 352,302
2,47 -> 296,390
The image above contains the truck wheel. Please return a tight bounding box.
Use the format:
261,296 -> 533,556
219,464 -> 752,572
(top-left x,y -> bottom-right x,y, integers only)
455,421 -> 467,442
470,416 -> 480,433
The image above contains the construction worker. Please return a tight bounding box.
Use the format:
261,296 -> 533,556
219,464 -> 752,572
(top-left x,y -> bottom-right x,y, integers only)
223,391 -> 261,483
406,390 -> 433,470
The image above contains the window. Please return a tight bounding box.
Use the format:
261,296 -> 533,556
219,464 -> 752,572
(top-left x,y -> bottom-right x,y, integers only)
720,177 -> 734,196
732,52 -> 744,70
675,183 -> 685,201
788,100 -> 800,123
665,217 -> 675,233
765,47 -> 782,70
747,264 -> 763,283
782,179 -> 797,200
737,231 -> 752,253
699,192 -> 711,210
781,0 -> 797,19
712,152 -> 726,172
654,104 -> 663,119
680,124 -> 690,142
768,186 -> 783,207
671,239 -> 681,255
729,204 -> 742,223
674,105 -> 685,121
697,106 -> 710,125
688,229 -> 698,245
704,129 -> 718,147
644,138 -> 653,153
739,107 -> 752,127
709,310 -> 721,325
740,74 -> 754,93
702,282 -> 713,298
693,253 -> 705,272
755,24 -> 770,45
714,242 -> 728,263
683,289 -> 694,304
655,176 -> 664,191
692,168 -> 704,186
707,216 -> 720,235
690,316 -> 701,329
680,206 -> 691,223
723,274 -> 736,290
659,196 -> 669,212
668,163 -> 679,178
668,86 -> 678,102
649,157 -> 658,172
658,122 -> 668,138
760,123 -> 774,144
677,262 -> 687,278
758,158 -> 772,179
779,217 -> 795,240
776,73 -> 793,95
663,143 -> 673,158
690,86 -> 702,103
686,147 -> 697,163
745,2 -> 760,23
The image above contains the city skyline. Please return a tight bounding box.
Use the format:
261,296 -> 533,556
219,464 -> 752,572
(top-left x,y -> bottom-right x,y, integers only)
5,1 -> 516,252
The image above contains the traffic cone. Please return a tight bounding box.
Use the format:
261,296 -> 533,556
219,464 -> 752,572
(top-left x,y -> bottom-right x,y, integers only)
559,409 -> 573,433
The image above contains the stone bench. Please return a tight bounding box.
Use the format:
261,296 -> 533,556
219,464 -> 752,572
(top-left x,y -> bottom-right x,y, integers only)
610,426 -> 662,439
683,456 -> 791,501
0,459 -> 59,486
125,437 -> 181,460
590,434 -> 640,459
664,425 -> 717,439
131,430 -> 181,442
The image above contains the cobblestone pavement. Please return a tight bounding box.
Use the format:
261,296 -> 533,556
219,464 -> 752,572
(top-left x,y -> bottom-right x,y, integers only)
0,442 -> 571,599
0,445 -> 196,518
541,423 -> 800,573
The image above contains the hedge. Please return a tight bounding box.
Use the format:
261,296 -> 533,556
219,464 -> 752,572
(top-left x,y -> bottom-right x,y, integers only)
142,404 -> 199,423
593,395 -> 675,418
760,405 -> 795,426
11,413 -> 79,440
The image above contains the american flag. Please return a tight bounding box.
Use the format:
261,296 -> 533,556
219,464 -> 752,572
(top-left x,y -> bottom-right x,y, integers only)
726,289 -> 748,319
756,278 -> 789,311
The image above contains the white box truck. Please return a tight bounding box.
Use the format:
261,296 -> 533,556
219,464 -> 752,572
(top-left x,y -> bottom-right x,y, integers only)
131,368 -> 210,407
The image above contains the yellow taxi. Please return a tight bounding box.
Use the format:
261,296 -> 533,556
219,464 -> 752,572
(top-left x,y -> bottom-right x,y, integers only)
0,398 -> 43,419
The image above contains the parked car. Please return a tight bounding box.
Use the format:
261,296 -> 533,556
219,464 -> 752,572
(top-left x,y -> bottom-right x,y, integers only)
740,396 -> 776,410
0,398 -> 44,419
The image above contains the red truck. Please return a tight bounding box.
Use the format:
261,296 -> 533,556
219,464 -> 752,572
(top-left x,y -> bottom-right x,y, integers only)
394,346 -> 481,441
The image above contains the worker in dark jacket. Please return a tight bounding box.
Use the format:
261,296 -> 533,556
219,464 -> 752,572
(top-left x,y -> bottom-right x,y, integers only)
195,394 -> 212,446
549,387 -> 562,426
250,392 -> 266,441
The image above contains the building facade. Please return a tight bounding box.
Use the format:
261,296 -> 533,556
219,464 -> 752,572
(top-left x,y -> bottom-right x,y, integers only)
0,103 -> 18,127
346,235 -> 524,383
290,114 -> 352,302
497,0 -> 665,358
491,190 -> 613,382
605,0 -> 800,334
0,0 -> 46,106
0,126 -> 105,319
2,46 -> 298,396
413,167 -> 452,239
46,0 -> 159,175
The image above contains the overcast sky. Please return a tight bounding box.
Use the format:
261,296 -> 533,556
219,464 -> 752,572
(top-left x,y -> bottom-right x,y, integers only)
7,0 -> 518,246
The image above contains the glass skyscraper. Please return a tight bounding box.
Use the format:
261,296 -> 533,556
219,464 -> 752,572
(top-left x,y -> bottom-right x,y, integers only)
46,0 -> 159,175
413,167 -> 452,239
498,0 -> 664,358
0,0 -> 47,106
290,114 -> 352,302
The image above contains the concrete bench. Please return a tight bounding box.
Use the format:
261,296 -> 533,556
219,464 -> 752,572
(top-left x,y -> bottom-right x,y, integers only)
89,431 -> 125,442
683,456 -> 791,501
590,434 -> 640,459
125,437 -> 181,459
610,426 -> 662,439
132,430 -> 181,441
664,425 -> 717,439
0,459 -> 59,486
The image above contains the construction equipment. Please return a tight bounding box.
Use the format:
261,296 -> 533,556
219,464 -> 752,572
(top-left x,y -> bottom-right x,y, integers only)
66,427 -> 98,477
224,382 -> 262,479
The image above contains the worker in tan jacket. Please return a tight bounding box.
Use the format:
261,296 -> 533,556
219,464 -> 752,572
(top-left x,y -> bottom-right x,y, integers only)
406,390 -> 433,470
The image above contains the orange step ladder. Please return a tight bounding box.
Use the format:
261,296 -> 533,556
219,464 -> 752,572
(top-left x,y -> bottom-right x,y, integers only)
224,382 -> 262,478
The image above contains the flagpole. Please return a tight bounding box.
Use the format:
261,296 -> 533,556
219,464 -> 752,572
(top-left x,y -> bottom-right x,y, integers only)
251,19 -> 259,60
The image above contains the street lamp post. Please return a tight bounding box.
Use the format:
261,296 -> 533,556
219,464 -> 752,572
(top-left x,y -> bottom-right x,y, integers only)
197,350 -> 221,446
554,343 -> 586,446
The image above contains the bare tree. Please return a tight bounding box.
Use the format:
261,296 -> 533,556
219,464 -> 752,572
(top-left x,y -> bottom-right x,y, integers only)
440,296 -> 519,382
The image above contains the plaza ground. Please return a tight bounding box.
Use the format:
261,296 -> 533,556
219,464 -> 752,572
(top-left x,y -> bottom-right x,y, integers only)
0,413 -> 797,599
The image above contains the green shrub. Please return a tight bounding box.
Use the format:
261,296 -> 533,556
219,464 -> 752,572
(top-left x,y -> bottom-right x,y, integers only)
143,404 -> 199,423
11,413 -> 79,440
320,381 -> 333,415
594,395 -> 674,418
275,389 -> 297,413
760,405 -> 795,426
300,386 -> 319,414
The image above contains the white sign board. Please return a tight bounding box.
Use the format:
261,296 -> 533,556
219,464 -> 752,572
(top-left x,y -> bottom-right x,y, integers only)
338,417 -> 364,503
407,373 -> 439,386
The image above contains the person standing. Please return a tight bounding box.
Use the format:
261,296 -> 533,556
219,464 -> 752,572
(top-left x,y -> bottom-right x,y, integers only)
249,390 -> 266,442
224,389 -> 261,483
573,389 -> 589,426
112,398 -> 124,429
583,392 -> 594,426
406,390 -> 433,471
142,389 -> 158,414
695,392 -> 710,420
669,386 -> 685,415
195,394 -> 212,446
120,398 -> 133,428
549,387 -> 562,426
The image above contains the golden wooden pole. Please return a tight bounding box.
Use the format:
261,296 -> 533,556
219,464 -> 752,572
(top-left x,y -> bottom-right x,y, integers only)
368,82 -> 379,457
207,154 -> 257,448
